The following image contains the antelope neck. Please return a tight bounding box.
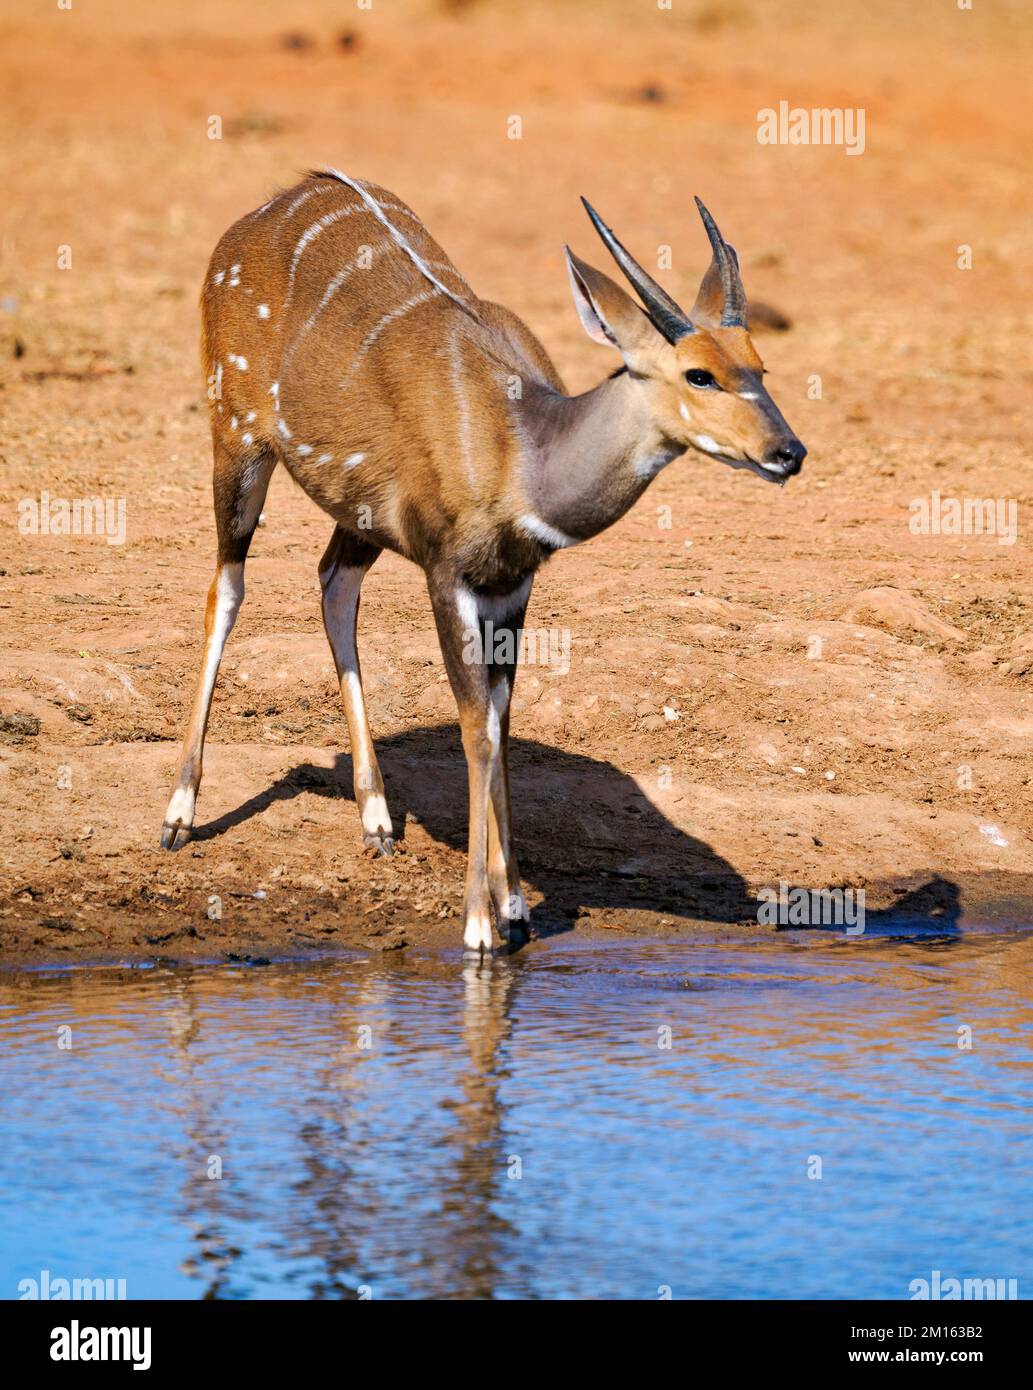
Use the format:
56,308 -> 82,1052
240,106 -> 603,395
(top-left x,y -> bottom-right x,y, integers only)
516,370 -> 684,541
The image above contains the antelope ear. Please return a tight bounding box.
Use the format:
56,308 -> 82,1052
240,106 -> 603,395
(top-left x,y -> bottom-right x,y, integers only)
563,246 -> 661,362
691,243 -> 744,329
689,257 -> 726,329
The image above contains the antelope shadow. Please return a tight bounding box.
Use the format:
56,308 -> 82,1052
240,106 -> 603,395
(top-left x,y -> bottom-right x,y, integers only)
191,723 -> 963,938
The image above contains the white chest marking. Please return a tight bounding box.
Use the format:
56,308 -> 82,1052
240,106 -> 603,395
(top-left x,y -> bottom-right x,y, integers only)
518,512 -> 579,550
633,448 -> 678,480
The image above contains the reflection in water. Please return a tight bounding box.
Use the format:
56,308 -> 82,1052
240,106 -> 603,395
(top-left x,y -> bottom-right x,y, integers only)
1,932 -> 1032,1299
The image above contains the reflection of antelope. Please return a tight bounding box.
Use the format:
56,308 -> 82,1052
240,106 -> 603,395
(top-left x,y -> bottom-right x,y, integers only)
161,170 -> 806,953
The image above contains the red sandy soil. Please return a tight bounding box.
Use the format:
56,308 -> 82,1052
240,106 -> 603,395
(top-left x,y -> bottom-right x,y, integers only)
1,0 -> 1032,964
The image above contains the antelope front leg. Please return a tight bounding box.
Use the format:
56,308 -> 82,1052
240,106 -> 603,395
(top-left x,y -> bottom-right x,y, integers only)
487,673 -> 529,941
428,575 -> 524,954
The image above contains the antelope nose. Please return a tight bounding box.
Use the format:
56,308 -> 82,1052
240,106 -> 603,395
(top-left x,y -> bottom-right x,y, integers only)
766,438 -> 807,476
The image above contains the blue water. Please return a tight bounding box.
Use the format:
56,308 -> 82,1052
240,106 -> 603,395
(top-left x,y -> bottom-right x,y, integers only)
1,933 -> 1031,1299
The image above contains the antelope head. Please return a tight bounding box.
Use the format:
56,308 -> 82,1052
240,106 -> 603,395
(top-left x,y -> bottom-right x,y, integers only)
564,197 -> 806,484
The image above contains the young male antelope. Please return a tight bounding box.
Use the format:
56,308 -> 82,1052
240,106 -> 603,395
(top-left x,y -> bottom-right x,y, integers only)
160,170 -> 806,953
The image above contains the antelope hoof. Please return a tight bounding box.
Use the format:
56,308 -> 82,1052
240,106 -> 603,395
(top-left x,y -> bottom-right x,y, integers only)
501,919 -> 529,947
160,821 -> 192,852
495,889 -> 530,944
463,908 -> 494,956
363,832 -> 394,858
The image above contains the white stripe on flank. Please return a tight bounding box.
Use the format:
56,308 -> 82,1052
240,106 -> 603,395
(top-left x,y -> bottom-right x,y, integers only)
450,328 -> 476,487
340,288 -> 441,392
518,513 -> 579,550
282,183 -> 332,221
282,205 -> 367,315
320,169 -> 479,320
281,243 -> 392,374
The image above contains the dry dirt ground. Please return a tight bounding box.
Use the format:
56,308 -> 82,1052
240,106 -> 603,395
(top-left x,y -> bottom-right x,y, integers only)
1,0 -> 1032,964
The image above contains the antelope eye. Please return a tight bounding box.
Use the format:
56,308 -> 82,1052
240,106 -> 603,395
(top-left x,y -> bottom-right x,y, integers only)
685,369 -> 718,389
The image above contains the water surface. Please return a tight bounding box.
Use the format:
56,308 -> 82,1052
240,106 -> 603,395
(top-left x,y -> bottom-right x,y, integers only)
2,932 -> 1031,1299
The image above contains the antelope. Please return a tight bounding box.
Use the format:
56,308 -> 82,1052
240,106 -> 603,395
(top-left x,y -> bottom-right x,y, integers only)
160,169 -> 806,954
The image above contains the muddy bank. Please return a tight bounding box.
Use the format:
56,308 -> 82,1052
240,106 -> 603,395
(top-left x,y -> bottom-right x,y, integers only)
2,845 -> 1029,969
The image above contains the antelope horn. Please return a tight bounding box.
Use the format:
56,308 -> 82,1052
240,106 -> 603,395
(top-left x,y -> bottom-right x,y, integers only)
694,196 -> 748,328
580,196 -> 695,343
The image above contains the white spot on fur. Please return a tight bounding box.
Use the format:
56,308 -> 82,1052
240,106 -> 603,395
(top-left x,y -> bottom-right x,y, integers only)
228,353 -> 248,371
257,304 -> 270,319
277,419 -> 292,440
692,434 -> 722,454
344,452 -> 365,469
296,444 -> 313,456
679,402 -> 691,421
241,432 -> 253,446
212,271 -> 225,286
317,453 -> 334,465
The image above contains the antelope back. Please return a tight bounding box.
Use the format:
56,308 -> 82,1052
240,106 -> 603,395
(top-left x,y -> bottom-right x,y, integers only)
202,171 -> 555,567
